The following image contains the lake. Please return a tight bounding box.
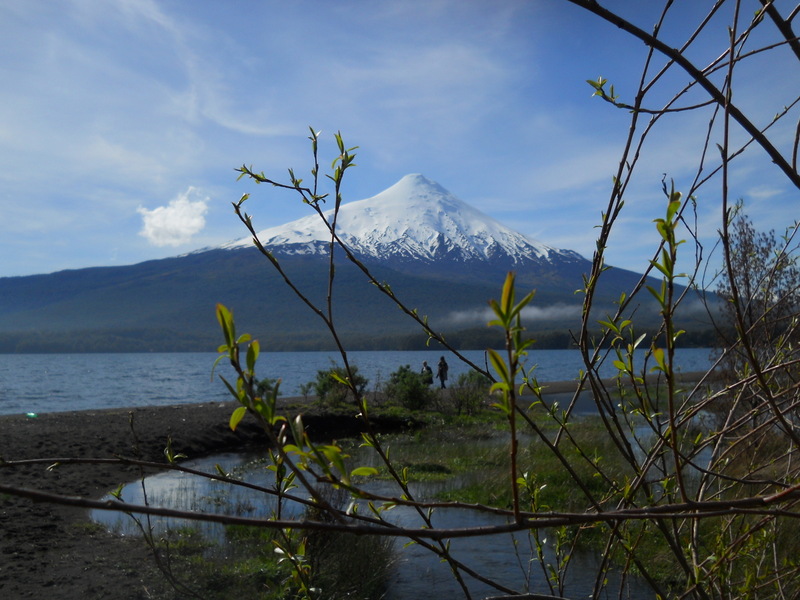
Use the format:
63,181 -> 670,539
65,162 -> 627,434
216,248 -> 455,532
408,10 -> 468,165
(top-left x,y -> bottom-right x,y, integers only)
0,348 -> 714,416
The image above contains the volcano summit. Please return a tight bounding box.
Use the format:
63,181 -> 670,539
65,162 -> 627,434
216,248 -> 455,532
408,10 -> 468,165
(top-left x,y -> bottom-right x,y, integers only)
227,174 -> 583,268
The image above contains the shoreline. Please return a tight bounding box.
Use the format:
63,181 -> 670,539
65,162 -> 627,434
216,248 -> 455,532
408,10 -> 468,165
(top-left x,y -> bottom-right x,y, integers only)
0,369 -> 714,419
0,397 -> 420,599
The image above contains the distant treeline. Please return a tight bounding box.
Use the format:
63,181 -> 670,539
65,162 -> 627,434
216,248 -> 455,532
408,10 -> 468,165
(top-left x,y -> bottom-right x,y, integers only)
0,326 -> 721,354
342,327 -> 720,351
0,328 -> 218,354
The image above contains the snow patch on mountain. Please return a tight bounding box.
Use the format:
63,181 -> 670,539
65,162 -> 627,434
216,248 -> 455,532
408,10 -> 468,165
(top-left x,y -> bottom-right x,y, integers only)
224,174 -> 583,265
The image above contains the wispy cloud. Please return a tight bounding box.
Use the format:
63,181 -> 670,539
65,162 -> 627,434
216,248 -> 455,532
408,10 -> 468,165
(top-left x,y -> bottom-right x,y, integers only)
138,187 -> 209,247
446,304 -> 582,327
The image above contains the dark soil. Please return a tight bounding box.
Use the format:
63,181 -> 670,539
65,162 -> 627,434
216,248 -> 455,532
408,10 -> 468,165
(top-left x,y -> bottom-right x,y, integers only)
0,399 -> 415,599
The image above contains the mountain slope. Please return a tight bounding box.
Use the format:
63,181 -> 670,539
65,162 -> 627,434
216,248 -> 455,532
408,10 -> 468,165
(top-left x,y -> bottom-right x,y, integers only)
0,248 -> 512,351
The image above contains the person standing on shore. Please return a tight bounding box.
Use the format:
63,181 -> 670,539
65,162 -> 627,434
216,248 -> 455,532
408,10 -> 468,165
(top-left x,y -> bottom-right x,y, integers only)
436,356 -> 449,389
421,361 -> 433,386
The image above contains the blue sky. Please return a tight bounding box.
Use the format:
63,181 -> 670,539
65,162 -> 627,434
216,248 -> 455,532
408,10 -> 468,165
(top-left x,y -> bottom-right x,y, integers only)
1,1 -> 797,279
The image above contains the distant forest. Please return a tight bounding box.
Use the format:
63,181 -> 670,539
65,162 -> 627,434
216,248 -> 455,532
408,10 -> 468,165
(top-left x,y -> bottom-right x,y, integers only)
0,326 -> 720,354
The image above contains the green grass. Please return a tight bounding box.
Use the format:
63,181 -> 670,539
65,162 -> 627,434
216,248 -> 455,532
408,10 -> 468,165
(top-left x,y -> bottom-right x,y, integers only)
137,475 -> 395,599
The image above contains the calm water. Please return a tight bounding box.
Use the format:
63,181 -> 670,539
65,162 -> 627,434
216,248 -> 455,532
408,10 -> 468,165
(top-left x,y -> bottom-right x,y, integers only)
0,348 -> 714,416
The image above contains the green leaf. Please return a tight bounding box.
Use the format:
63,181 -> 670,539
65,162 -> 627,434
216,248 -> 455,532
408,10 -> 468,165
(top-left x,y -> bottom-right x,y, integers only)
229,406 -> 247,431
246,339 -> 260,373
612,360 -> 628,372
501,271 -> 516,315
633,333 -> 647,349
210,353 -> 228,382
487,348 -> 510,383
350,466 -> 379,478
490,381 -> 510,394
290,414 -> 305,447
110,483 -> 125,500
649,260 -> 671,278
646,283 -> 667,308
598,319 -> 618,334
487,299 -> 505,327
164,437 -> 187,463
323,445 -> 347,478
666,196 -> 681,221
216,303 -> 235,345
218,375 -> 241,402
651,347 -> 667,372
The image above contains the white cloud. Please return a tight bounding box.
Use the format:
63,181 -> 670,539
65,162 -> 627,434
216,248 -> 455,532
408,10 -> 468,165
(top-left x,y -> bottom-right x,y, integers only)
137,187 -> 209,247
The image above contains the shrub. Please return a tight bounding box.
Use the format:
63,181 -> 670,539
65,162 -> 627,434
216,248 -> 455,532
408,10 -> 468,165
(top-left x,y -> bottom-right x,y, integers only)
384,364 -> 437,410
305,486 -> 394,598
298,381 -> 314,401
309,364 -> 367,408
255,377 -> 279,399
448,370 -> 491,415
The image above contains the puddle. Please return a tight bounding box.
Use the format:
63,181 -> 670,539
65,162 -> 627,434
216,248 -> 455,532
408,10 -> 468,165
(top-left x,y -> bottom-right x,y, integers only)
93,446 -> 655,599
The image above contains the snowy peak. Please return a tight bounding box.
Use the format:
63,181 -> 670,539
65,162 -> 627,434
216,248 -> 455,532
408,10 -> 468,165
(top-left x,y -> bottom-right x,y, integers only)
226,174 -> 583,266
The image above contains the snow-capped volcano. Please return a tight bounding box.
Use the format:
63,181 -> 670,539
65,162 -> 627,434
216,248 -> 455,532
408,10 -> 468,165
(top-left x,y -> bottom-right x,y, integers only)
225,174 -> 584,267
0,175 -> 682,352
